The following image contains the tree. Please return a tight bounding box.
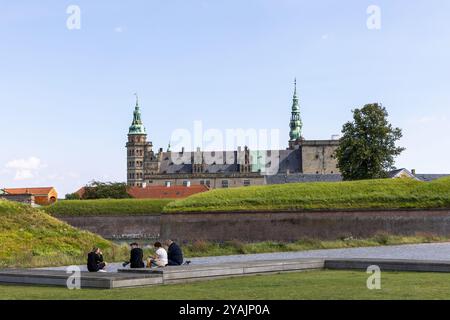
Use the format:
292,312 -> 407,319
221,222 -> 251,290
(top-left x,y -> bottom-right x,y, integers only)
65,192 -> 80,200
335,103 -> 405,180
82,181 -> 131,199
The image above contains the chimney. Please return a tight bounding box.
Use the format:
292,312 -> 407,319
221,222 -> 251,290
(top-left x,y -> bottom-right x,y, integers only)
181,147 -> 185,154
411,169 -> 416,175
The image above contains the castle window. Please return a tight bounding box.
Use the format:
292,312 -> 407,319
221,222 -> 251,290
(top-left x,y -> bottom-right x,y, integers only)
243,180 -> 251,187
316,171 -> 319,174
221,180 -> 229,188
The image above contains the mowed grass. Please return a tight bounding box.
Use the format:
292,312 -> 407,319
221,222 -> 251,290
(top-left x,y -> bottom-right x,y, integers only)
164,177 -> 450,213
44,199 -> 173,216
0,200 -> 127,268
1,270 -> 450,300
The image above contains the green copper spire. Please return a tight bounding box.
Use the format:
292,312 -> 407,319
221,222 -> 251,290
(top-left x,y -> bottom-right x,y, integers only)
289,78 -> 302,141
128,93 -> 147,135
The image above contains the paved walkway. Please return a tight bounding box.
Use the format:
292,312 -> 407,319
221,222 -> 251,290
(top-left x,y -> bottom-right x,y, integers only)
41,243 -> 450,273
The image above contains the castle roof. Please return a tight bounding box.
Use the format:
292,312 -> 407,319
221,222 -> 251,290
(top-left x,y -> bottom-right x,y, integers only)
156,148 -> 302,175
128,93 -> 146,135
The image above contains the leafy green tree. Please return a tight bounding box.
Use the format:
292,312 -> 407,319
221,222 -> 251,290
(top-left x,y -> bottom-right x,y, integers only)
82,181 -> 131,199
65,192 -> 81,200
335,103 -> 405,180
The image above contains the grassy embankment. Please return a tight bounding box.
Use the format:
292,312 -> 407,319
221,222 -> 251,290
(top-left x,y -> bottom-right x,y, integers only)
38,178 -> 450,260
43,178 -> 450,216
1,270 -> 450,300
0,200 -> 128,268
43,199 -> 172,216
164,177 -> 450,213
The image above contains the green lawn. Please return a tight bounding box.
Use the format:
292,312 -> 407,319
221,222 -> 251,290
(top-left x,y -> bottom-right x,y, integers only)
44,199 -> 172,216
164,177 -> 450,213
1,270 -> 449,300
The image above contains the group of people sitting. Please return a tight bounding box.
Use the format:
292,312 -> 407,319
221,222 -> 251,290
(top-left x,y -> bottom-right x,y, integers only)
87,239 -> 186,272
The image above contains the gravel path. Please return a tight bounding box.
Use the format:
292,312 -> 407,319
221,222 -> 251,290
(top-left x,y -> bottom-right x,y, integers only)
41,242 -> 450,272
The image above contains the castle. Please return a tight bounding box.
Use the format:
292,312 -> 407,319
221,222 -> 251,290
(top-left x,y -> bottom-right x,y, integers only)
126,81 -> 341,189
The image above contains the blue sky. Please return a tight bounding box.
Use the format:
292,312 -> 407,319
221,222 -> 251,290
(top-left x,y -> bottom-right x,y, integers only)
1,0 -> 449,195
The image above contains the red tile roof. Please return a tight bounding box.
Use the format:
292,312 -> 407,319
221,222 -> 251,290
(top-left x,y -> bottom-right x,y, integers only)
75,187 -> 86,198
127,185 -> 209,199
4,187 -> 55,196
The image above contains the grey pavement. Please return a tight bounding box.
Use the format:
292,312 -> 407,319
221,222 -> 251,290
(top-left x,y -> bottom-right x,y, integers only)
40,242 -> 450,273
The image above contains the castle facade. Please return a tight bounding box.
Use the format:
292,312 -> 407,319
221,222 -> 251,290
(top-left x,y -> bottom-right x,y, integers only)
126,82 -> 340,188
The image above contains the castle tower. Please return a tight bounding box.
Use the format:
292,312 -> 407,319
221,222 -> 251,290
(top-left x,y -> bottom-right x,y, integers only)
288,78 -> 303,149
126,94 -> 150,187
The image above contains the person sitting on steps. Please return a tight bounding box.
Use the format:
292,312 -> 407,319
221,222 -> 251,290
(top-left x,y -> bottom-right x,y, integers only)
147,242 -> 168,268
87,247 -> 107,272
164,239 -> 186,266
123,242 -> 145,268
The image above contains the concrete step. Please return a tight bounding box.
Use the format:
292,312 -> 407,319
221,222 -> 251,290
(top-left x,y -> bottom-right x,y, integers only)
118,259 -> 325,283
0,269 -> 162,289
325,258 -> 450,273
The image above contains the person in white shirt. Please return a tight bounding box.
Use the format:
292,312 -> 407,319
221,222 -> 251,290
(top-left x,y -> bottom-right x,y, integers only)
147,241 -> 168,267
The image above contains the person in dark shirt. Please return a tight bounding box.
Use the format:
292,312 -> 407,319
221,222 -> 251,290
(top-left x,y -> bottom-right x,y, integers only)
164,239 -> 183,266
122,242 -> 145,268
87,247 -> 107,272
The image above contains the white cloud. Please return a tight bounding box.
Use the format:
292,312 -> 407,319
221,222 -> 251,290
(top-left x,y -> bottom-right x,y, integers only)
321,34 -> 329,40
5,156 -> 45,181
114,26 -> 124,33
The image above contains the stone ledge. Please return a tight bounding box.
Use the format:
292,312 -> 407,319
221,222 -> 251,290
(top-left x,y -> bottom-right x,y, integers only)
0,270 -> 162,289
118,258 -> 325,283
3,258 -> 450,289
325,259 -> 450,273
